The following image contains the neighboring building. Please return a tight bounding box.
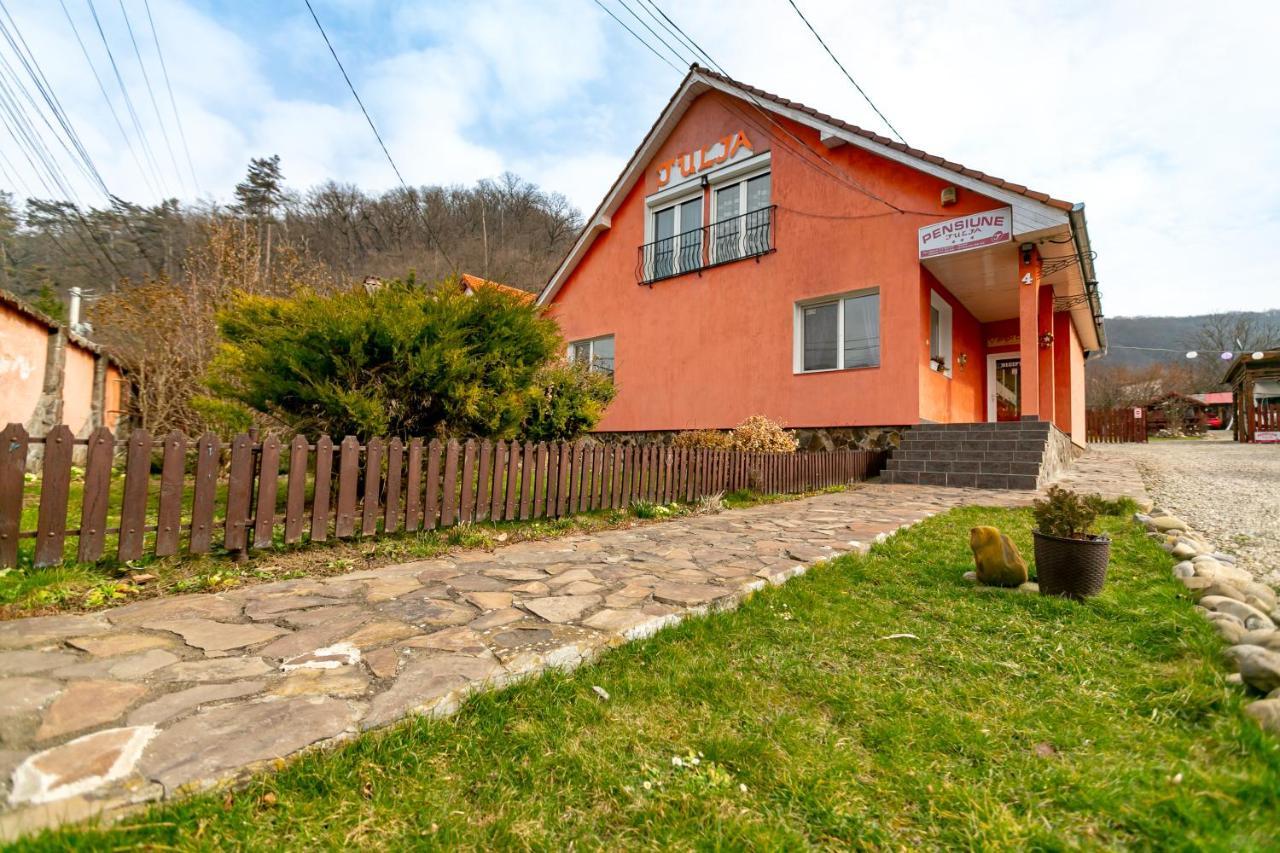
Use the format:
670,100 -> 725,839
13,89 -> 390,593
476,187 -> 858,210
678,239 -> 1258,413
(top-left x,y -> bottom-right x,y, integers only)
1224,351 -> 1280,442
1139,392 -> 1208,435
1190,391 -> 1233,429
0,287 -> 124,442
458,273 -> 535,303
538,66 -> 1103,478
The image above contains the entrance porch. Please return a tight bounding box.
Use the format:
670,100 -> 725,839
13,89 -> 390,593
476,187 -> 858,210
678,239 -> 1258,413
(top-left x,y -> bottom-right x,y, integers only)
918,207 -> 1102,447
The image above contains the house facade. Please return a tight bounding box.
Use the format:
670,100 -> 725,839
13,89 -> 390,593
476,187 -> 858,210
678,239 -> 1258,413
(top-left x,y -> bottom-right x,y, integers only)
538,66 -> 1104,454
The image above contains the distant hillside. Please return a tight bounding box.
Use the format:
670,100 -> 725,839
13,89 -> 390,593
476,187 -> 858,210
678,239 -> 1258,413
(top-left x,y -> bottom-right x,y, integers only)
1099,309 -> 1280,369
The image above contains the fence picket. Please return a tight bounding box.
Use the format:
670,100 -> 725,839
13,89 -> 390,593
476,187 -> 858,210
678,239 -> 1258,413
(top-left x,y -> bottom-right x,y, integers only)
33,424 -> 74,567
284,436 -> 309,544
505,441 -> 521,520
441,439 -> 461,527
155,430 -> 188,556
118,430 -> 153,561
459,439 -> 478,524
424,438 -> 442,529
190,433 -> 221,553
0,424 -> 28,568
385,438 -> 404,534
310,436 -> 334,543
489,440 -> 507,521
222,433 -> 253,554
520,441 -> 535,520
533,443 -> 549,517
335,436 -> 360,538
405,438 -> 423,532
543,442 -> 559,517
362,437 -> 384,537
253,434 -> 281,549
77,427 -> 114,563
556,442 -> 571,517
475,440 -> 493,522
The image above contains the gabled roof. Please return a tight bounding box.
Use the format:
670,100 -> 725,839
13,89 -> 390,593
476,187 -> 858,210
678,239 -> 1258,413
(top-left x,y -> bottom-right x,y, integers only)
0,287 -> 115,361
694,66 -> 1075,212
459,273 -> 534,303
537,64 -> 1089,311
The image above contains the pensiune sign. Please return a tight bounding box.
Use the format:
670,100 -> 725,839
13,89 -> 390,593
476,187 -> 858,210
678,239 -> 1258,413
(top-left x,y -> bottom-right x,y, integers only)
918,207 -> 1013,259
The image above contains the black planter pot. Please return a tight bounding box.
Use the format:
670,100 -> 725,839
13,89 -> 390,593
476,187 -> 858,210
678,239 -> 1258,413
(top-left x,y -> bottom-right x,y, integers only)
1033,530 -> 1111,599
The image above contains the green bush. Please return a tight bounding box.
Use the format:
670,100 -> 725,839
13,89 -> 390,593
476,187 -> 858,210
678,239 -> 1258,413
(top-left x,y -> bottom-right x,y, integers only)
207,277 -> 613,440
1032,486 -> 1100,539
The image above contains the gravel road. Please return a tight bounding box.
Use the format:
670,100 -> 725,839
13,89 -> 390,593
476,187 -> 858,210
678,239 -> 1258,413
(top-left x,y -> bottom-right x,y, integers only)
1096,439 -> 1280,585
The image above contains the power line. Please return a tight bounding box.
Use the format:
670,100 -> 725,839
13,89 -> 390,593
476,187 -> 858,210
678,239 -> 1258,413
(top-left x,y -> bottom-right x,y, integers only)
782,0 -> 906,145
115,0 -> 184,194
59,0 -> 158,198
141,0 -> 199,194
302,0 -> 455,271
613,0 -> 689,70
620,0 -> 910,214
85,0 -> 169,196
593,0 -> 681,73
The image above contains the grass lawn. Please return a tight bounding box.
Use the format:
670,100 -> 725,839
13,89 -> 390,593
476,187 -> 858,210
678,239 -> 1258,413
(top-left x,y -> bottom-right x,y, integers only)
16,505 -> 1280,850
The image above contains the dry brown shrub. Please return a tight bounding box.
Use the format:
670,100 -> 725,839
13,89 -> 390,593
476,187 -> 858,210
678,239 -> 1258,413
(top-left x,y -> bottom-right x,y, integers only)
730,415 -> 798,453
672,429 -> 734,450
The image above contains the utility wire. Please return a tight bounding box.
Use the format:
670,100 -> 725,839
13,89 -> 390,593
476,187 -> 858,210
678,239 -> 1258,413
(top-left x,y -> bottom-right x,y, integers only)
614,0 -> 688,71
620,0 -> 910,214
593,0 -> 681,73
141,0 -> 199,194
86,0 -> 169,196
303,0 -> 455,271
782,0 -> 906,144
115,0 -> 184,194
59,0 -> 158,198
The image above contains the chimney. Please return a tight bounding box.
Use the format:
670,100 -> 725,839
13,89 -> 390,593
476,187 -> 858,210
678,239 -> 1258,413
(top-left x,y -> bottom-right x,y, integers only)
68,286 -> 82,329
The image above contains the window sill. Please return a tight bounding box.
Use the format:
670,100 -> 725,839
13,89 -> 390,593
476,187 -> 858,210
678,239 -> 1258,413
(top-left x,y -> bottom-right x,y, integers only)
794,364 -> 881,376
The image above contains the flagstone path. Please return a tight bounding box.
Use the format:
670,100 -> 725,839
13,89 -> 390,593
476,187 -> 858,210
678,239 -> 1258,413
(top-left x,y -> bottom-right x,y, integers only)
0,456 -> 1147,839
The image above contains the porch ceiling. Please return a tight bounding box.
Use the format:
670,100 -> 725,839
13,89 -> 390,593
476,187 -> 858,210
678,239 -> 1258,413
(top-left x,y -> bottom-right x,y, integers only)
923,224 -> 1092,331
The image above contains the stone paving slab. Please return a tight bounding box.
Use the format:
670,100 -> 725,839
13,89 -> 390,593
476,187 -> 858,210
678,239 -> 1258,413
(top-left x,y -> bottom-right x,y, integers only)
0,456 -> 1146,839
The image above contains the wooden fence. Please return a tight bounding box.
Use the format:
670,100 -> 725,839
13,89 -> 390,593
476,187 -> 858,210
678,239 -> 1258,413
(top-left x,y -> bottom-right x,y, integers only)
1086,408 -> 1148,443
1252,402 -> 1280,442
0,424 -> 887,569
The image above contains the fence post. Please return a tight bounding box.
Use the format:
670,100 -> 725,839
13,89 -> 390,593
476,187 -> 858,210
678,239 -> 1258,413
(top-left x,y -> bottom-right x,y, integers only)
0,424 -> 29,568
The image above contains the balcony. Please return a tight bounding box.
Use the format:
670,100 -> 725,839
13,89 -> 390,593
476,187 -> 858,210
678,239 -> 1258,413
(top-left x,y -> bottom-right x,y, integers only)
636,205 -> 776,285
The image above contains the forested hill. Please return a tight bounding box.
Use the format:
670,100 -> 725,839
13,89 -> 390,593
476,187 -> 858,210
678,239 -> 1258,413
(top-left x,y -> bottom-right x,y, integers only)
0,160 -> 580,316
1100,309 -> 1280,369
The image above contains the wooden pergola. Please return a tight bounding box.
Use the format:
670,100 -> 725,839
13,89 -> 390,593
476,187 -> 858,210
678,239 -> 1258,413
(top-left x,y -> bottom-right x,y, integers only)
1224,350 -> 1280,443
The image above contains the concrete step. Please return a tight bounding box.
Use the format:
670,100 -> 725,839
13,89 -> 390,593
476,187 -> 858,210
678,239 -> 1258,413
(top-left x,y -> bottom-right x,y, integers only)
882,420 -> 1065,491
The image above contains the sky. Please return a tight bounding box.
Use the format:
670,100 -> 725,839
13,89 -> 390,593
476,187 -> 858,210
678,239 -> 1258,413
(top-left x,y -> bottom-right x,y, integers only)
1,0 -> 1277,317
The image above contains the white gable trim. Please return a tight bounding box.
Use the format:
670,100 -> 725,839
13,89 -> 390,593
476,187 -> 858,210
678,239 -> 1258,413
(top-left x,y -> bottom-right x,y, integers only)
538,70 -> 1071,306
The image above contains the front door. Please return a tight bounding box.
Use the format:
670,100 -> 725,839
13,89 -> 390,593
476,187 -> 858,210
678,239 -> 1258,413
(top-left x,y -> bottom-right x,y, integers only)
987,355 -> 1021,422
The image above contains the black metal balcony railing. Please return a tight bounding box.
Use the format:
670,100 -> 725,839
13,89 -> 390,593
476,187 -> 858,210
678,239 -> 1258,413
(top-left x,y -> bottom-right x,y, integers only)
636,205 -> 776,285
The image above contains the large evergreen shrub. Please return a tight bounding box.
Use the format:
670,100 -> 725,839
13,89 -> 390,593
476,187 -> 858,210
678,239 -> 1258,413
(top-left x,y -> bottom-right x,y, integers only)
206,277 -> 613,440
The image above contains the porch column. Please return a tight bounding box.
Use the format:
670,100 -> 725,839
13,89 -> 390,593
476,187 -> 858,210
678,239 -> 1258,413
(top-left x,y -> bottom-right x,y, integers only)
1038,282 -> 1055,422
1017,245 -> 1042,419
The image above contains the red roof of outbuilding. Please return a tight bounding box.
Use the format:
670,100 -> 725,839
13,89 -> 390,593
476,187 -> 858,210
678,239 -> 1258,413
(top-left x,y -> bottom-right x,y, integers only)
459,273 -> 535,303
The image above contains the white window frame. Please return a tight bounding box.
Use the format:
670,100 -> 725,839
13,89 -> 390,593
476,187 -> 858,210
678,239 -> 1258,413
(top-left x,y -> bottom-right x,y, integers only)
792,288 -> 881,374
928,290 -> 954,379
568,334 -> 615,376
644,190 -> 702,278
708,152 -> 772,264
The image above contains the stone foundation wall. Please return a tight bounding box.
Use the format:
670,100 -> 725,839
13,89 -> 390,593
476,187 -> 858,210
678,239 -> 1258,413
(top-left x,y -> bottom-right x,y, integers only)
588,426 -> 905,452
1038,425 -> 1083,487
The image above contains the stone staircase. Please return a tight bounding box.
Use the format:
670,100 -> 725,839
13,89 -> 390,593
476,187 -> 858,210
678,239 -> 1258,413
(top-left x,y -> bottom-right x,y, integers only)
881,420 -> 1073,490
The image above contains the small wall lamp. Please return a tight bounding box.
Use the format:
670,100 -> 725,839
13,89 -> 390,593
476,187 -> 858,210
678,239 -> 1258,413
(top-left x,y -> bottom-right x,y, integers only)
957,352 -> 968,368
1039,332 -> 1055,348
1020,243 -> 1036,266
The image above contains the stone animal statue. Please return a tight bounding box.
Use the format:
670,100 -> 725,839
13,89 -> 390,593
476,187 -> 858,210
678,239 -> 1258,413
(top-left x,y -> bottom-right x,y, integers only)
969,526 -> 1028,587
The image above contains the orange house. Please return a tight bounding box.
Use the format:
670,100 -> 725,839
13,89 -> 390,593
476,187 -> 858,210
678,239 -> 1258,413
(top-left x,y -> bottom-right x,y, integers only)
538,67 -> 1104,477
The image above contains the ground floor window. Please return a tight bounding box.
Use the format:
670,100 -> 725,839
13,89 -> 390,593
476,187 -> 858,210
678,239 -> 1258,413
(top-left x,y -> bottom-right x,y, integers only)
569,334 -> 615,377
794,290 -> 880,372
929,290 -> 953,377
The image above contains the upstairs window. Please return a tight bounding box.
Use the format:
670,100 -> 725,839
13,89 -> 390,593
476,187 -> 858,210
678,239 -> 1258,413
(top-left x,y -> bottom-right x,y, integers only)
795,290 -> 880,373
712,171 -> 771,262
569,335 -> 615,377
651,197 -> 702,279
